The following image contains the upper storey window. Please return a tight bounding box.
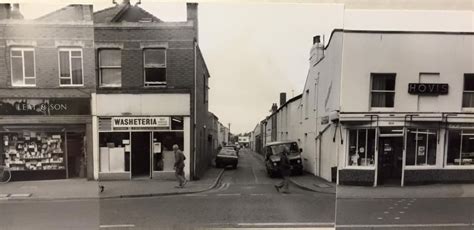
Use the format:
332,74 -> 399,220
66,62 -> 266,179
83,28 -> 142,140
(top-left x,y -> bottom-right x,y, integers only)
11,48 -> 36,87
144,49 -> 166,87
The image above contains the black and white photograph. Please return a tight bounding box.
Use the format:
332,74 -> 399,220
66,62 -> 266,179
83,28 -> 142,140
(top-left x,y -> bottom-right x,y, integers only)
0,0 -> 472,229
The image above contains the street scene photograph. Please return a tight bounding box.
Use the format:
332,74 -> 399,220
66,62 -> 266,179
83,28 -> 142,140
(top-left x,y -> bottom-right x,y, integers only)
0,0 -> 473,230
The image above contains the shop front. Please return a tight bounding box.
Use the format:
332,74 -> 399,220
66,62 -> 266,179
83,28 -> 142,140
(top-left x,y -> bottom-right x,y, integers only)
338,114 -> 474,186
0,98 -> 92,181
92,93 -> 191,181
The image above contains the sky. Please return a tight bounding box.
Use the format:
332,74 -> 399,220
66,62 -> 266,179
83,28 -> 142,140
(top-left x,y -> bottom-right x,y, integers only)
8,0 -> 474,134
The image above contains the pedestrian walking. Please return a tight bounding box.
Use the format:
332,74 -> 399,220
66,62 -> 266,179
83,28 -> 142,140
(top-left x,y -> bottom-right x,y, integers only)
274,146 -> 291,193
173,144 -> 187,188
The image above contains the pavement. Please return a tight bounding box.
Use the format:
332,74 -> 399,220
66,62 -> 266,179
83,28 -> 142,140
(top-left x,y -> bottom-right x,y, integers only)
0,167 -> 224,201
248,149 -> 336,195
338,183 -> 474,199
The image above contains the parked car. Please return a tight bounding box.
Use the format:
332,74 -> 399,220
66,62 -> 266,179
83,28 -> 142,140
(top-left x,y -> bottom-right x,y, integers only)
264,141 -> 303,177
225,145 -> 240,156
216,147 -> 239,169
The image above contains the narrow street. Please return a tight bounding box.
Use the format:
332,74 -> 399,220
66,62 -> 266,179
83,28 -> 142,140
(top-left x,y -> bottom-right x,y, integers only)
0,149 -> 335,229
336,197 -> 474,229
99,149 -> 335,229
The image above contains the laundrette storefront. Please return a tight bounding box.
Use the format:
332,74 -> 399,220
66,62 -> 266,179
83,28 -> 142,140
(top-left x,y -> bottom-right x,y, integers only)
92,93 -> 191,181
337,113 -> 474,186
0,98 -> 92,181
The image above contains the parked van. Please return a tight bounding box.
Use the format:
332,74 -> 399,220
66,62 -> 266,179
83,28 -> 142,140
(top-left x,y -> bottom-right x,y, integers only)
264,141 -> 303,177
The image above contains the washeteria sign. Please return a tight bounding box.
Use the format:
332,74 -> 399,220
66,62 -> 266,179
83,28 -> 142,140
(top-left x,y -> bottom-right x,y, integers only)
112,117 -> 170,128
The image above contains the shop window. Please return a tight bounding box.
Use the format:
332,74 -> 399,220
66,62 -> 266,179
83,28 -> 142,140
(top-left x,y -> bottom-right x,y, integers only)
447,130 -> 474,166
99,132 -> 130,172
347,128 -> 376,166
153,132 -> 184,172
171,117 -> 184,130
406,129 -> 437,166
2,131 -> 65,171
144,49 -> 166,86
58,49 -> 83,86
99,49 -> 122,87
11,48 -> 36,86
462,74 -> 474,108
371,73 -> 396,108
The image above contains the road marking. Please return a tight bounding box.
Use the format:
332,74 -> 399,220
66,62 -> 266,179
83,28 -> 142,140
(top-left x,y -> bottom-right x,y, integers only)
0,194 -> 9,198
251,166 -> 259,184
377,217 -> 383,220
237,222 -> 334,227
250,193 -> 265,196
394,217 -> 400,220
185,194 -> 208,197
217,193 -> 241,196
336,223 -> 473,228
100,224 -> 135,228
9,193 -> 31,198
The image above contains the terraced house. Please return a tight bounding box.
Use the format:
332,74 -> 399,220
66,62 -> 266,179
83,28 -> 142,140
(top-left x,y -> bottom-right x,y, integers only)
91,1 -> 211,181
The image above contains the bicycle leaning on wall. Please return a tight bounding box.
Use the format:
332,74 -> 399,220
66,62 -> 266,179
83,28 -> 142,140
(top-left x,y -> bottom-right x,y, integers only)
0,165 -> 11,183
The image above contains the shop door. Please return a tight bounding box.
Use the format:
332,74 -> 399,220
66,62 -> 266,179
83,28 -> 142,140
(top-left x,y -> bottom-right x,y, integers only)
131,132 -> 151,178
66,133 -> 85,178
378,137 -> 403,186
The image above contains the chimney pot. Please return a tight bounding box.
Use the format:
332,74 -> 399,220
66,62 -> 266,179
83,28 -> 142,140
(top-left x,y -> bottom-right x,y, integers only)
313,35 -> 321,44
280,92 -> 287,106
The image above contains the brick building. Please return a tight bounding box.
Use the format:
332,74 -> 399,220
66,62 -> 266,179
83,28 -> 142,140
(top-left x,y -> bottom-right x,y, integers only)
92,1 -> 211,180
0,4 -> 95,180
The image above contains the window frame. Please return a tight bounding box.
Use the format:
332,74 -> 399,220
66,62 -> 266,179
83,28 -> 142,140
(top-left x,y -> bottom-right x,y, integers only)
405,128 -> 437,167
58,48 -> 84,87
370,73 -> 396,110
143,48 -> 167,87
345,128 -> 377,169
462,74 -> 474,108
98,49 -> 122,88
445,129 -> 474,168
10,47 -> 36,87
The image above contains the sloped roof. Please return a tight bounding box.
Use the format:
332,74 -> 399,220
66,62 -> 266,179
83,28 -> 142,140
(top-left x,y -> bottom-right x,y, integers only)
93,2 -> 161,23
36,4 -> 92,21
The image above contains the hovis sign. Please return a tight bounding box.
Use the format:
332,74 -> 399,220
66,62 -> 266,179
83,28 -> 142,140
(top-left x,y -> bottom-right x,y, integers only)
112,117 -> 170,128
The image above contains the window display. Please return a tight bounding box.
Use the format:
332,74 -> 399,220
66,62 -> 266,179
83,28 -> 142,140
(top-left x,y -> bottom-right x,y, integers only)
1,132 -> 65,171
99,132 -> 130,172
447,130 -> 474,166
348,129 -> 375,166
406,129 -> 437,166
153,132 -> 184,172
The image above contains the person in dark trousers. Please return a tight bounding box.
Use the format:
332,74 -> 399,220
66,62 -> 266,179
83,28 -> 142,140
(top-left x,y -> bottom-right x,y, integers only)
173,144 -> 187,188
275,146 -> 291,193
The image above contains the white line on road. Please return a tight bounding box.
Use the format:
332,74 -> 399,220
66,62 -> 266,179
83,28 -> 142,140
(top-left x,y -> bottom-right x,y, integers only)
336,223 -> 473,228
184,194 -> 208,197
250,193 -> 265,196
251,165 -> 259,184
237,222 -> 334,227
216,193 -> 241,196
100,224 -> 135,228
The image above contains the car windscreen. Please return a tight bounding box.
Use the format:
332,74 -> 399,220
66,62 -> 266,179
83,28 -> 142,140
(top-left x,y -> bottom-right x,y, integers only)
219,150 -> 236,156
270,143 -> 299,155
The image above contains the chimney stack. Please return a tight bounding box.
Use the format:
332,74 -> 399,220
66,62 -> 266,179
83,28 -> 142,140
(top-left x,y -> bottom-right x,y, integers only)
8,3 -> 23,19
313,35 -> 321,44
280,92 -> 287,106
271,103 -> 278,113
186,3 -> 198,42
0,4 -> 10,20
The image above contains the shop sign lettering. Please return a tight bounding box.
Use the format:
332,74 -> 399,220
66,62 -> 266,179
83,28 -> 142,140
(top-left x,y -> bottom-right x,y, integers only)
0,98 -> 90,115
112,117 -> 170,128
408,83 -> 449,95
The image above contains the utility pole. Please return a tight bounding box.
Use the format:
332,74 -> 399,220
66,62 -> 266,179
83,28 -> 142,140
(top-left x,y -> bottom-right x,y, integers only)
228,123 -> 231,143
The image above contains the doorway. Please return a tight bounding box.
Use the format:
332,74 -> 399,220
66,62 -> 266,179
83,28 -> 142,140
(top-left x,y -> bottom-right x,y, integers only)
131,132 -> 151,178
377,136 -> 403,186
66,132 -> 85,178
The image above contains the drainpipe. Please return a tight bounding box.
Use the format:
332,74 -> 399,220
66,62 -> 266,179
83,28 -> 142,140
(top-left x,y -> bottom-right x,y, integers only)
193,39 -> 197,180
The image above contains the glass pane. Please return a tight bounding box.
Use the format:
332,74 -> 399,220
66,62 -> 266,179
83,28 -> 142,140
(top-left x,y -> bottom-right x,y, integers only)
427,130 -> 437,165
71,57 -> 83,85
371,92 -> 394,107
447,130 -> 461,165
71,51 -> 81,57
372,74 -> 395,90
357,130 -> 367,161
100,50 -> 121,67
464,74 -> 474,91
99,132 -> 130,172
60,78 -> 71,85
144,49 -> 166,65
415,130 -> 427,165
366,129 -> 376,166
145,68 -> 166,83
462,93 -> 474,107
406,130 -> 417,165
59,51 -> 70,78
153,132 -> 184,172
11,50 -> 21,57
171,117 -> 183,130
461,131 -> 474,165
348,129 -> 358,166
100,69 -> 121,86
25,78 -> 36,85
23,51 -> 35,77
11,57 -> 23,85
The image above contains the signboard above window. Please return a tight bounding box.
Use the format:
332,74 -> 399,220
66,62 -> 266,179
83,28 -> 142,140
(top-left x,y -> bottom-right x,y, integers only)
408,83 -> 449,95
0,98 -> 90,115
112,117 -> 170,129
